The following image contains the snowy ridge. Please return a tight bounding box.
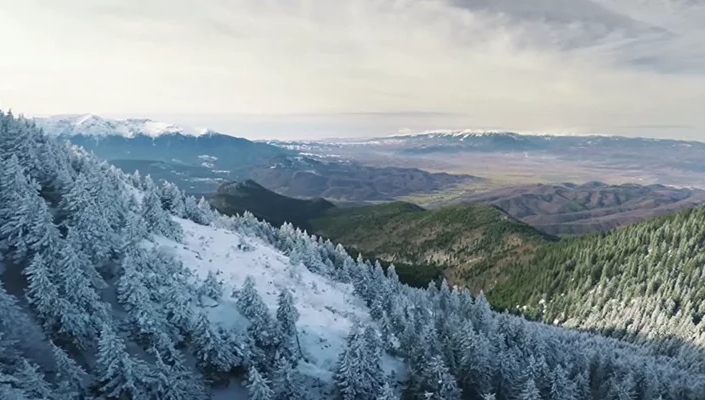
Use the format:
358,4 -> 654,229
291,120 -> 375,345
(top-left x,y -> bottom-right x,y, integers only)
35,114 -> 210,138
153,217 -> 404,388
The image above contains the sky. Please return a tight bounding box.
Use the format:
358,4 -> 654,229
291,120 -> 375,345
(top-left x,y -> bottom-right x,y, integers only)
1,0 -> 705,140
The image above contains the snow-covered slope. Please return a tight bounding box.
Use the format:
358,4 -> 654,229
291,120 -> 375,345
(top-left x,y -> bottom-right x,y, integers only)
153,217 -> 404,393
35,114 -> 210,138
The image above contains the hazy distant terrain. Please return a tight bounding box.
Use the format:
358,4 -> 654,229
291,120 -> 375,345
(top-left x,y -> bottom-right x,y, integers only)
271,132 -> 705,189
425,181 -> 705,236
37,115 -> 481,201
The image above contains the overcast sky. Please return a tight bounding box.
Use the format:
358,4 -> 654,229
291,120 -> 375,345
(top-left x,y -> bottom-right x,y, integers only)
1,0 -> 704,140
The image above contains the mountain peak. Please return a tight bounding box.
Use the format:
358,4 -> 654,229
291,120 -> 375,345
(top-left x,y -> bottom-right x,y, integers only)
35,114 -> 210,138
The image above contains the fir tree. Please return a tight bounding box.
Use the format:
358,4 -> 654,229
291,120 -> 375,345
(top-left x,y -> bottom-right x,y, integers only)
0,155 -> 40,263
520,378 -> 542,400
271,357 -> 303,400
51,342 -> 89,399
276,288 -> 301,363
377,382 -> 399,400
247,367 -> 274,400
95,325 -> 155,399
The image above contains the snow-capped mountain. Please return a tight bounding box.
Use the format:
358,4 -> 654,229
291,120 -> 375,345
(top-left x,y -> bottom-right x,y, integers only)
36,114 -> 211,138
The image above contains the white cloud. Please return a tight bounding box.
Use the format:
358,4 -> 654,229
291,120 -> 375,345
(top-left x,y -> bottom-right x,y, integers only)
0,0 -> 704,140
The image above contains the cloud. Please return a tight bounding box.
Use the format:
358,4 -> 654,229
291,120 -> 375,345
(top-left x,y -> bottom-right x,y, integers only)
0,0 -> 704,140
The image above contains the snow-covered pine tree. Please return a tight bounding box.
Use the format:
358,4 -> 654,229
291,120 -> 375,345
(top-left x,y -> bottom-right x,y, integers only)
23,253 -> 62,330
0,155 -> 41,264
192,313 -> 241,382
197,270 -> 224,305
247,366 -> 274,400
276,288 -> 301,364
271,356 -> 303,400
94,325 -> 155,399
377,382 -> 400,400
50,341 -> 89,399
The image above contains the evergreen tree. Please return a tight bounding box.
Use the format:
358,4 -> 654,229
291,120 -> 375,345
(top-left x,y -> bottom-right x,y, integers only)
520,378 -> 542,400
94,325 -> 155,399
197,270 -> 224,305
192,313 -> 240,381
51,342 -> 89,399
13,360 -> 54,399
150,348 -> 207,400
271,357 -> 303,400
247,367 -> 274,400
23,253 -> 62,330
276,288 -> 301,363
0,155 -> 40,263
377,382 -> 400,400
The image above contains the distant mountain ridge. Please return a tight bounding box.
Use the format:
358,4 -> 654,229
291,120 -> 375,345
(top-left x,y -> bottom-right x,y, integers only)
36,114 -> 212,138
36,113 -> 479,201
429,181 -> 705,236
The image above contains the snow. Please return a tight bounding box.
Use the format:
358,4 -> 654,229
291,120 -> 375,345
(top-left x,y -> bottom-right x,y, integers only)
152,217 -> 406,389
35,114 -> 211,139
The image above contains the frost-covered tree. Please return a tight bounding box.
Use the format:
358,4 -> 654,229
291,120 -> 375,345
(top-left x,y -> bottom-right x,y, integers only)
192,313 -> 241,381
57,173 -> 116,266
51,342 -> 89,399
94,325 -> 155,399
377,382 -> 399,400
271,357 -> 303,400
0,155 -> 40,263
247,367 -> 274,400
520,378 -> 542,400
158,181 -> 186,217
149,348 -> 207,400
142,187 -> 183,241
236,276 -> 279,369
23,254 -> 62,329
197,270 -> 224,305
276,288 -> 301,364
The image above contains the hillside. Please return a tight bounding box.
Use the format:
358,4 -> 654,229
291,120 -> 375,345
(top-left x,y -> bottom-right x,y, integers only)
208,180 -> 336,229
489,204 -> 705,368
428,181 -> 705,236
310,202 -> 557,292
3,110 -> 705,399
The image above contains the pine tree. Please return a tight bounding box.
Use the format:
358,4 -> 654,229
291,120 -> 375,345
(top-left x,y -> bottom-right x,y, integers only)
236,276 -> 278,368
377,382 -> 399,400
95,325 -> 155,399
0,155 -> 40,263
198,270 -> 224,305
150,348 -> 207,400
23,253 -> 62,329
271,357 -> 303,400
58,173 -> 115,266
276,288 -> 301,363
13,359 -> 54,399
247,367 -> 274,400
51,342 -> 89,399
192,313 -> 240,380
520,378 -> 542,400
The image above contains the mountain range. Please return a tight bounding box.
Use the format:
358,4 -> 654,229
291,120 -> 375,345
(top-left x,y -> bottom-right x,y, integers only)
36,115 -> 480,201
273,130 -> 705,189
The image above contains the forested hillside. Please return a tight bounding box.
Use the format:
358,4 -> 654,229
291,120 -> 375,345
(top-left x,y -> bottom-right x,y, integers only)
310,202 -> 556,292
1,109 -> 705,399
207,180 -> 335,230
489,206 -> 705,370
